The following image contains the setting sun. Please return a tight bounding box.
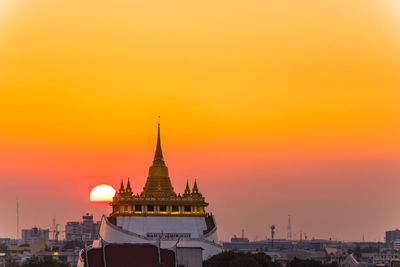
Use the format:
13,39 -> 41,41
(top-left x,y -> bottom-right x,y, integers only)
89,184 -> 116,202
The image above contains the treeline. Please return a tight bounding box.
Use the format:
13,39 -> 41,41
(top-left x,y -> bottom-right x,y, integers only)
5,257 -> 69,267
204,251 -> 339,267
4,251 -> 340,267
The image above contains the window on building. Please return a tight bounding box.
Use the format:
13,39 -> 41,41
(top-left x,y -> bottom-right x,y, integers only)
147,205 -> 154,212
160,205 -> 167,212
172,205 -> 179,212
135,205 -> 142,212
184,205 -> 191,212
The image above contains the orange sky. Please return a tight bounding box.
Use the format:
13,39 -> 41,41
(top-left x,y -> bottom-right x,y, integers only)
0,0 -> 400,241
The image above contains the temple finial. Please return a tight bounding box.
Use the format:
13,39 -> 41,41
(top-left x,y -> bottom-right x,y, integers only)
184,180 -> 191,195
119,179 -> 125,193
192,178 -> 199,194
126,177 -> 132,193
153,119 -> 164,162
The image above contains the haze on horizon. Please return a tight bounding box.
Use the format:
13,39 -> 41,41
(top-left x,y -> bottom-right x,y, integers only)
0,0 -> 399,242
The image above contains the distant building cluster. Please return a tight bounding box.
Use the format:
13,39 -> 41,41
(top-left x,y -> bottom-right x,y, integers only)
223,236 -> 400,266
0,213 -> 100,266
4,216 -> 400,267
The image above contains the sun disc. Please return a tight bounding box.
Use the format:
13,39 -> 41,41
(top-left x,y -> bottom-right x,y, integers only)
90,184 -> 116,202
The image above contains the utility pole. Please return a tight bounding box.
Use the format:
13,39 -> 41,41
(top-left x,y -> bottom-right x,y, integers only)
16,199 -> 19,239
300,231 -> 303,249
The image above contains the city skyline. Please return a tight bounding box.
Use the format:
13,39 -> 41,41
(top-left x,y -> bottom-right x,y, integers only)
1,122 -> 398,242
1,0 -> 400,243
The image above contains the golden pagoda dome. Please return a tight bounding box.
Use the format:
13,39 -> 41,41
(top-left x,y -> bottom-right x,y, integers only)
142,123 -> 176,197
110,122 -> 208,218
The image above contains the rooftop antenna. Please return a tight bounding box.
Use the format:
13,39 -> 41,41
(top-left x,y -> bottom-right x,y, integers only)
242,229 -> 244,239
287,215 -> 292,240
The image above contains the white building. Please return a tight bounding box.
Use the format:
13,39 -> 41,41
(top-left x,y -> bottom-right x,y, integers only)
372,252 -> 400,265
393,239 -> 400,249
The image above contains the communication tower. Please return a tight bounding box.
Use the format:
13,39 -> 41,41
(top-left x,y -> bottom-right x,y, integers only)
287,215 -> 292,240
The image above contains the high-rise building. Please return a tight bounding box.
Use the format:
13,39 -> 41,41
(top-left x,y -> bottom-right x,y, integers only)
21,227 -> 49,244
386,229 -> 400,247
65,214 -> 100,242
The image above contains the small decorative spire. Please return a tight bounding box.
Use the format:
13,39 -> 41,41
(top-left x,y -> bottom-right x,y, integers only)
126,177 -> 132,193
184,180 -> 191,195
119,179 -> 125,193
192,178 -> 199,194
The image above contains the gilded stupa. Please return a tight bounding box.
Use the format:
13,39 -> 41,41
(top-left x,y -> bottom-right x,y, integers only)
142,123 -> 175,197
110,123 -> 209,218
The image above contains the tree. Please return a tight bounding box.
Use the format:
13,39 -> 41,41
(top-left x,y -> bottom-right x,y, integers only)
287,258 -> 338,267
5,257 -> 21,267
203,251 -> 280,267
22,256 -> 70,267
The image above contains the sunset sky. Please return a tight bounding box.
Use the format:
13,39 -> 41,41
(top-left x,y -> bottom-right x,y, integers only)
0,0 -> 400,242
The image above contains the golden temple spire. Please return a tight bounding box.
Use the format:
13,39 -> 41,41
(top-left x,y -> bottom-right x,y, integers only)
192,178 -> 199,194
119,179 -> 125,193
184,180 -> 191,196
126,178 -> 132,193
